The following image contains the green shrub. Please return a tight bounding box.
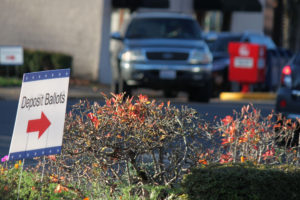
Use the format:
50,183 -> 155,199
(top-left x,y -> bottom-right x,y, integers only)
182,163 -> 300,200
0,49 -> 72,84
15,49 -> 72,77
0,161 -> 78,200
51,52 -> 73,69
0,77 -> 22,86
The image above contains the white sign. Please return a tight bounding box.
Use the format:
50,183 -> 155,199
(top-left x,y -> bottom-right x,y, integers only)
8,69 -> 70,161
234,57 -> 254,68
0,46 -> 24,65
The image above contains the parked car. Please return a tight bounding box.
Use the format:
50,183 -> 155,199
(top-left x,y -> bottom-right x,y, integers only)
275,52 -> 300,146
204,32 -> 278,96
110,12 -> 213,102
275,52 -> 300,119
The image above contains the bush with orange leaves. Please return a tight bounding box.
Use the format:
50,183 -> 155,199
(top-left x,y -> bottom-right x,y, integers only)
35,96 -> 300,199
2,95 -> 300,199
206,104 -> 300,165
40,93 -> 210,198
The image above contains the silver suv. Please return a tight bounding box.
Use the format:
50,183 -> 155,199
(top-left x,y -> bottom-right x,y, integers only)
110,12 -> 213,102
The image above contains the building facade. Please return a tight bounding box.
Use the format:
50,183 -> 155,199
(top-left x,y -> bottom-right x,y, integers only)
0,0 -> 111,83
1,0 -> 279,84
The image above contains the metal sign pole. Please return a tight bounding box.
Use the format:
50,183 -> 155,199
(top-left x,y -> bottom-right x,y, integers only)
41,155 -> 46,182
39,155 -> 46,200
17,158 -> 25,200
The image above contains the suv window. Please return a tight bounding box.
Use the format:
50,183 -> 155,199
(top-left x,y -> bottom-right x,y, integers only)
125,18 -> 202,39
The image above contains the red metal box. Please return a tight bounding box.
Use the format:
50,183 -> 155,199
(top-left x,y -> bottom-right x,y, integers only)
228,42 -> 266,84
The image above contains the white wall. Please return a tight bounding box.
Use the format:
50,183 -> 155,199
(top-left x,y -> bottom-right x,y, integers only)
169,0 -> 193,14
231,12 -> 264,33
230,0 -> 265,33
0,0 -> 103,81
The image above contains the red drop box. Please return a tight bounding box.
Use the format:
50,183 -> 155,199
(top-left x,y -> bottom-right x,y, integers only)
228,42 -> 266,83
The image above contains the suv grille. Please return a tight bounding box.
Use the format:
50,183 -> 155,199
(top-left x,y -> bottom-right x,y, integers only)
146,52 -> 189,61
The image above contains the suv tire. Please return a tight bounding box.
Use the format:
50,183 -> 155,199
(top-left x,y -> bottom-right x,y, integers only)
111,79 -> 119,94
118,78 -> 132,97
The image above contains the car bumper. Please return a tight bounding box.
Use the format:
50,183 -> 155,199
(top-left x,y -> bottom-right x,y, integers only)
120,62 -> 212,88
275,87 -> 300,119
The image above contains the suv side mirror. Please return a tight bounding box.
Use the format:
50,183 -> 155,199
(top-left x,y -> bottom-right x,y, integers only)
111,32 -> 123,41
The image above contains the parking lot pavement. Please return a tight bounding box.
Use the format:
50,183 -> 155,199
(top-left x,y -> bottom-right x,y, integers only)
0,83 -> 276,103
0,84 -> 111,100
0,87 -> 21,100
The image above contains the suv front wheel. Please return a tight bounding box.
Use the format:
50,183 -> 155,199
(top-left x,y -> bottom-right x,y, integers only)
111,79 -> 119,94
118,77 -> 132,97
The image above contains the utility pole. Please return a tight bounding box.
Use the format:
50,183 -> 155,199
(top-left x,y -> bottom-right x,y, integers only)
272,0 -> 284,47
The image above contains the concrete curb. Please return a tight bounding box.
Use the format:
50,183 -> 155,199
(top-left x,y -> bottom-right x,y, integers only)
219,92 -> 277,101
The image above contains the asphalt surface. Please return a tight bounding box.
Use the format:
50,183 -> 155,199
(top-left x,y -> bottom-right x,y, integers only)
0,84 -> 111,101
0,82 -> 277,102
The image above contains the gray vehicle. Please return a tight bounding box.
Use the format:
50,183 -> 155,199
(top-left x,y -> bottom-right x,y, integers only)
275,52 -> 300,119
110,12 -> 213,102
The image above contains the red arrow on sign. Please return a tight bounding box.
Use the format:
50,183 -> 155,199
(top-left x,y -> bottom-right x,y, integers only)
27,112 -> 51,139
6,55 -> 15,60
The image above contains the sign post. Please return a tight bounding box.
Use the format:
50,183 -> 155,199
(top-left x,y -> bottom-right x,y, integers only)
8,69 -> 70,161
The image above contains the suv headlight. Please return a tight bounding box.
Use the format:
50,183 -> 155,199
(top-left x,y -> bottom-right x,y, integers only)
121,49 -> 146,62
189,50 -> 213,65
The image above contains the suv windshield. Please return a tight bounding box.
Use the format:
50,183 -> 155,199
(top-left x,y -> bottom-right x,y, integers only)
207,36 -> 242,53
125,18 -> 202,39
